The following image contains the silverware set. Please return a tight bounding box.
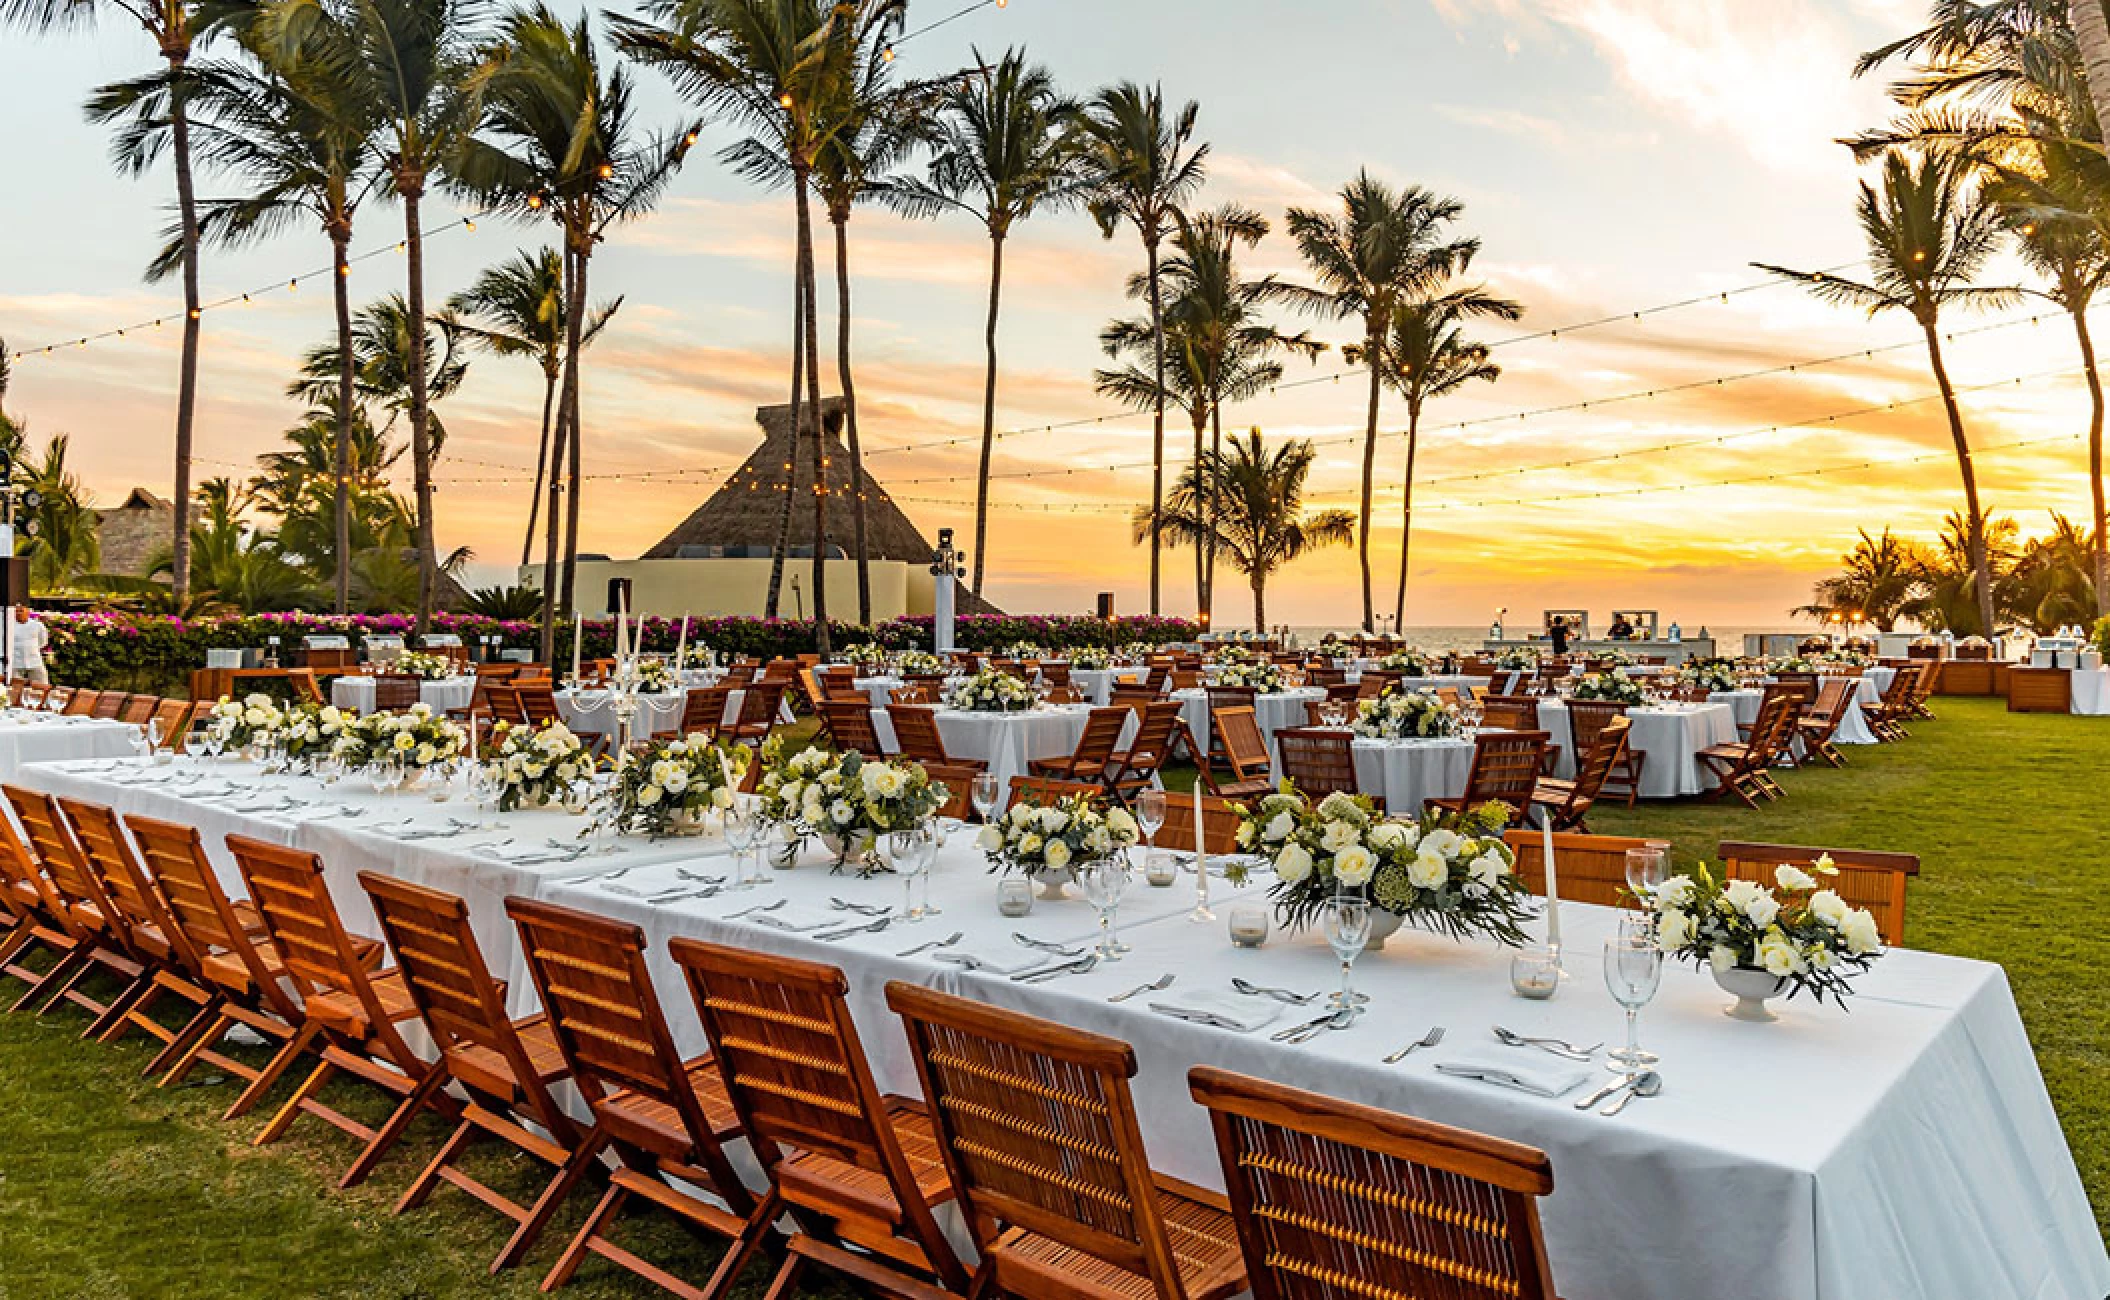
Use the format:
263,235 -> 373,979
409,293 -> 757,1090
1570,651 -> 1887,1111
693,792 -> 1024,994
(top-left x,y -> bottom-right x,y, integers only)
1576,1070 -> 1663,1115
1492,1025 -> 1601,1062
814,916 -> 893,942
831,897 -> 890,916
1012,933 -> 1088,958
1012,954 -> 1099,984
1230,977 -> 1319,1005
894,931 -> 963,958
1270,1007 -> 1357,1044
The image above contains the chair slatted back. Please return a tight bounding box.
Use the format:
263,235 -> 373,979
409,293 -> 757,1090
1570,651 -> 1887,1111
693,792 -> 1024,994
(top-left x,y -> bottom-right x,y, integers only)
148,698 -> 193,750
122,815 -> 295,1016
888,705 -> 953,765
90,691 -> 126,720
1005,775 -> 1103,810
819,699 -> 885,758
1118,700 -> 1184,772
1190,1066 -> 1558,1300
1566,716 -> 1630,807
919,762 -> 979,820
1746,692 -> 1800,768
1482,695 -> 1542,733
1503,830 -> 1656,908
1460,731 -> 1548,813
1142,663 -> 1172,695
64,689 -> 100,716
1159,792 -> 1242,856
1772,672 -> 1819,706
55,797 -> 180,964
1562,699 -> 1626,763
505,897 -> 713,1132
374,675 -> 423,713
229,836 -> 414,1067
1204,684 -> 1258,719
517,684 -> 560,726
1064,707 -> 1130,771
886,981 -> 1189,1294
1719,841 -> 1917,947
735,681 -> 786,730
1275,727 -> 1360,800
117,694 -> 158,725
816,665 -> 858,701
1213,707 -> 1272,784
4,784 -> 114,936
0,814 -> 56,924
1807,677 -> 1853,727
680,685 -> 732,737
483,684 -> 526,726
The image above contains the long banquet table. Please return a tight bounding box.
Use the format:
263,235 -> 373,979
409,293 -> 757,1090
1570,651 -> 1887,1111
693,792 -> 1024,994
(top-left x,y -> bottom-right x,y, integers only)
8,756 -> 2106,1300
0,716 -> 140,781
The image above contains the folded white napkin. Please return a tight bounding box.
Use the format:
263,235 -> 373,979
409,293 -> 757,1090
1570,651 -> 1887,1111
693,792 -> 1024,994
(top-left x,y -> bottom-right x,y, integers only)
930,947 -> 1046,976
1148,987 -> 1282,1033
745,904 -> 841,934
1434,1045 -> 1592,1098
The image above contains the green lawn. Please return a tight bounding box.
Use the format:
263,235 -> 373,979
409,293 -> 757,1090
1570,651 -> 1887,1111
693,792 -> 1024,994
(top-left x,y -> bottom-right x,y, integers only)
0,698 -> 2101,1297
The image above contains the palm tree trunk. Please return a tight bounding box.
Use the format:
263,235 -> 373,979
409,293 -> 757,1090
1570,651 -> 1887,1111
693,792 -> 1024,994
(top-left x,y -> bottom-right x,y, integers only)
1251,572 -> 1267,634
1146,233 -> 1164,618
167,51 -> 201,606
2075,307 -> 2109,616
330,226 -> 355,616
538,246 -> 573,665
1191,410 -> 1206,622
1394,400 -> 1421,627
972,230 -> 1005,597
402,184 -> 437,634
521,366 -> 556,568
832,212 -> 871,626
1923,322 -> 1997,638
765,234 -> 803,619
1358,325 -> 1383,633
558,230 -> 589,628
797,173 -> 831,655
2069,2 -> 2110,140
1205,389 -> 1223,622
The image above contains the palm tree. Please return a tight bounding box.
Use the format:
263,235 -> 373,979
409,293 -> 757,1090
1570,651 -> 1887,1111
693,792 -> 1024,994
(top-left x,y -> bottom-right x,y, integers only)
1282,172 -> 1483,632
3,431 -> 102,592
1078,81 -> 1207,619
250,404 -> 403,571
95,33 -> 382,614
1135,429 -> 1354,632
1795,527 -> 1931,631
457,4 -> 693,660
1373,287 -> 1522,625
1759,149 -> 2020,640
445,247 -> 620,567
2004,511 -> 2098,629
891,47 -> 1084,597
146,477 -> 323,611
1911,510 -> 2023,633
291,294 -> 468,445
4,0 -> 230,604
2068,0 -> 2110,131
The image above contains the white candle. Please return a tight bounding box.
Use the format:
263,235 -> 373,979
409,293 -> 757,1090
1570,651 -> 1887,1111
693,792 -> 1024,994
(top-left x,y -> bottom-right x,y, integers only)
1192,779 -> 1208,874
616,587 -> 630,662
571,611 -> 583,684
1540,817 -> 1564,948
676,614 -> 690,671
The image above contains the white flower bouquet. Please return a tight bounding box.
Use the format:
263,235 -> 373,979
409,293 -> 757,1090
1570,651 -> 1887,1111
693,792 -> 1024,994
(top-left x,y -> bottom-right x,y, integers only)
896,650 -> 947,676
1651,855 -> 1884,1005
1677,659 -> 1740,693
1066,645 -> 1112,671
1571,672 -> 1645,705
998,640 -> 1048,661
1214,660 -> 1286,693
390,650 -> 458,681
1768,655 -> 1817,674
977,791 -> 1139,879
756,743 -> 949,872
600,733 -> 750,837
1494,647 -> 1540,671
1817,648 -> 1872,667
1352,688 -> 1460,740
332,703 -> 468,773
482,719 -> 593,812
1210,643 -> 1256,666
273,703 -> 350,769
1375,649 -> 1432,676
1117,640 -> 1158,663
1235,793 -> 1535,943
1599,647 -> 1640,667
207,693 -> 288,753
632,658 -> 680,693
946,669 -> 1038,713
842,641 -> 891,668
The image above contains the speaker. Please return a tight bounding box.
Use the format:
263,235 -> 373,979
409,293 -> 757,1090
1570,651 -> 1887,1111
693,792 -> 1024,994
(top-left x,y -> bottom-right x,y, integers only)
605,577 -> 633,617
0,557 -> 29,606
1095,592 -> 1115,620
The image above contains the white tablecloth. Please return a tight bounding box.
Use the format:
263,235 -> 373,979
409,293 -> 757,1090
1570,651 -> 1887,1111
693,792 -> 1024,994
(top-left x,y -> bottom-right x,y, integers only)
1344,732 -> 1474,813
1534,700 -> 1738,798
2070,667 -> 2110,715
330,674 -> 477,716
1175,688 -> 1325,765
1072,666 -> 1146,706
1715,682 -> 1881,746
871,705 -> 1094,795
0,715 -> 141,779
557,688 -> 686,740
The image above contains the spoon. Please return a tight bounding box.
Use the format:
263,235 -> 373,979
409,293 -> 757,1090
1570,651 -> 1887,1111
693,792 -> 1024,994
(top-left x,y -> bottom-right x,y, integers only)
726,898 -> 787,920
1231,977 -> 1319,1005
1284,1006 -> 1359,1044
1599,1070 -> 1664,1116
1013,933 -> 1088,958
1575,1074 -> 1635,1110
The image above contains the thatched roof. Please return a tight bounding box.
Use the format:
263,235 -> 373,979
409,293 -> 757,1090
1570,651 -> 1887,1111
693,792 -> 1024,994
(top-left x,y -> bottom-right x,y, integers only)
93,489 -> 174,578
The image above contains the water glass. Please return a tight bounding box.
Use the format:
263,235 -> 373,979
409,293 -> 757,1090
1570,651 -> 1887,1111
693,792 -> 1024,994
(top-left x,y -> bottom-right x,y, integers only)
1624,843 -> 1669,908
722,803 -> 757,888
1603,935 -> 1664,1072
970,773 -> 1001,823
1134,789 -> 1166,873
1323,893 -> 1371,1015
889,830 -> 922,922
919,821 -> 947,917
1082,858 -> 1130,960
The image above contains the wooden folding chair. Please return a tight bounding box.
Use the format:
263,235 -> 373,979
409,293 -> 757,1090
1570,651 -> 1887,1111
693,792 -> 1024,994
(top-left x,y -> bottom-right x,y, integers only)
1274,727 -> 1363,802
148,697 -> 193,750
1503,829 -> 1658,909
919,761 -> 981,820
517,683 -> 561,727
0,813 -> 85,1012
1564,698 -> 1643,807
229,836 -> 452,1188
1529,715 -> 1630,832
1481,694 -> 1540,732
1868,669 -> 1919,741
1719,841 -> 1918,947
505,897 -> 754,1298
116,693 -> 159,725
2,784 -> 145,1022
816,664 -> 858,702
886,982 -> 1246,1300
724,680 -> 786,744
669,941 -> 968,1300
1794,678 -> 1855,767
1189,1066 -> 1560,1300
484,684 -> 528,726
1208,705 -> 1274,800
819,698 -> 886,759
357,873 -> 583,1272
1427,730 -> 1549,825
888,704 -> 982,771
1698,693 -> 1797,808
90,690 -> 126,720
1005,774 -> 1104,811
1105,699 -> 1184,802
1159,791 -> 1243,856
123,814 -> 322,1112
1027,705 -> 1129,783
373,674 -> 423,712
64,689 -> 101,716
663,684 -> 732,741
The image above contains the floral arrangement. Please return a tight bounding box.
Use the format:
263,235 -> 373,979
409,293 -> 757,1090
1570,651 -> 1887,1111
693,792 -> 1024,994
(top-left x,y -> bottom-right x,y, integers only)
1493,647 -> 1540,670
1598,648 -> 1640,667
274,703 -> 349,768
1677,659 -> 1741,693
1118,640 -> 1158,663
1066,645 -> 1112,671
755,744 -> 949,872
1352,688 -> 1460,741
1213,660 -> 1286,693
998,640 -> 1048,661
388,650 -> 458,681
1375,649 -> 1431,676
1210,643 -> 1256,666
895,650 -> 947,676
1236,793 -> 1534,943
601,733 -> 750,837
1768,656 -> 1817,674
842,641 -> 890,668
1817,648 -> 1872,667
977,792 -> 1139,879
331,703 -> 468,772
482,719 -> 593,812
206,694 -> 288,753
630,658 -> 680,693
947,669 -> 1038,713
1651,856 -> 1884,1005
1571,672 -> 1646,705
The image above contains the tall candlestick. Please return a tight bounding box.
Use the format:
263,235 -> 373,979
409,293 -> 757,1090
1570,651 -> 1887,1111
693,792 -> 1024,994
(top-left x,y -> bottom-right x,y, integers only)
676,614 -> 690,671
570,611 -> 583,684
1188,779 -> 1214,922
1540,817 -> 1564,950
616,588 -> 630,663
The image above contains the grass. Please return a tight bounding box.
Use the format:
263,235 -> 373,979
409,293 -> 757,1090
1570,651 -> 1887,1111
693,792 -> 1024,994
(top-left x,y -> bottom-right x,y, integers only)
0,698 -> 2101,1297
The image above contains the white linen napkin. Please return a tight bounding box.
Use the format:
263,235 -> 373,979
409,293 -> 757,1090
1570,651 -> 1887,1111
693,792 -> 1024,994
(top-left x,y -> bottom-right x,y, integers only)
930,947 -> 1046,976
1433,1045 -> 1592,1098
1147,987 -> 1283,1033
745,904 -> 841,934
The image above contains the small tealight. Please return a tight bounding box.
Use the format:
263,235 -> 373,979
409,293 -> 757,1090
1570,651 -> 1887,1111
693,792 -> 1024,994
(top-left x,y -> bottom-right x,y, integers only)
1227,903 -> 1269,949
1143,852 -> 1179,888
996,877 -> 1034,918
1510,944 -> 1561,1000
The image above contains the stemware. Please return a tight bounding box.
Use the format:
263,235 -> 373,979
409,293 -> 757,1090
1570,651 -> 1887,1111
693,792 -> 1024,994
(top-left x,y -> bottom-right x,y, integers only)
128,723 -> 153,762
1134,789 -> 1166,874
1081,856 -> 1131,960
888,830 -> 923,922
970,773 -> 1001,824
1322,892 -> 1371,1016
1624,842 -> 1669,908
1603,933 -> 1664,1072
919,821 -> 947,917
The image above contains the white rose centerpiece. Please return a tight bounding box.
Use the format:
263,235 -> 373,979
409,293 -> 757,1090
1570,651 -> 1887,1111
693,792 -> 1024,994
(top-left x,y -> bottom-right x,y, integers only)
979,791 -> 1138,883
1351,687 -> 1460,740
483,719 -> 593,812
1213,660 -> 1286,693
1571,671 -> 1645,706
1652,854 -> 1885,1018
389,650 -> 458,681
331,702 -> 467,775
1375,649 -> 1432,676
207,692 -> 287,753
754,742 -> 949,873
946,669 -> 1037,713
601,733 -> 750,837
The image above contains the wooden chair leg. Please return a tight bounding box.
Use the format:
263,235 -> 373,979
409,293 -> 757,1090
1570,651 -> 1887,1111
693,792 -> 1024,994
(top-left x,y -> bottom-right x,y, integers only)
141,997 -> 225,1075
340,1067 -> 447,1189
542,1182 -> 629,1292
11,947 -> 85,1013
489,1128 -> 607,1275
396,1116 -> 478,1216
225,1020 -> 320,1121
757,1249 -> 804,1300
701,1189 -> 781,1300
31,950 -> 104,1018
256,1056 -> 337,1147
81,970 -> 157,1041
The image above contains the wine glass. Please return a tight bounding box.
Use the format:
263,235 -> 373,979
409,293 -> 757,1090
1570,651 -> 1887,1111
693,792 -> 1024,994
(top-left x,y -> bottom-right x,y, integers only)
128,723 -> 153,762
1603,933 -> 1664,1072
1134,789 -> 1166,873
1624,843 -> 1669,909
1323,892 -> 1371,1015
888,830 -> 923,922
722,802 -> 756,889
970,773 -> 1001,823
1082,856 -> 1130,960
919,820 -> 947,917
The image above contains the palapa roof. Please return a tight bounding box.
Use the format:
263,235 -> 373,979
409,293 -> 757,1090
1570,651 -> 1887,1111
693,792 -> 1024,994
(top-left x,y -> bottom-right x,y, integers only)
93,488 -> 174,578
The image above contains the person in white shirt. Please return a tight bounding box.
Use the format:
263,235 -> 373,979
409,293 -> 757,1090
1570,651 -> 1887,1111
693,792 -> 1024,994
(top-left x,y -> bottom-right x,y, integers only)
12,607 -> 49,686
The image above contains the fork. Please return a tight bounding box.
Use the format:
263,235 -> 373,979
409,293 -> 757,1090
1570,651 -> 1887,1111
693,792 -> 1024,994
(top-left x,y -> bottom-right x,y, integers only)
831,897 -> 890,916
1013,933 -> 1089,958
1492,1026 -> 1600,1061
815,916 -> 893,942
727,898 -> 788,920
1384,1026 -> 1446,1063
1108,973 -> 1175,1003
1231,977 -> 1319,1005
1014,955 -> 1099,984
894,931 -> 963,958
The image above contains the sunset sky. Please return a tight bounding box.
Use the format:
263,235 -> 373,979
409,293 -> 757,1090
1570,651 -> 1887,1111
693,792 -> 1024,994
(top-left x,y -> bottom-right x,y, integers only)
1,0 -> 2098,630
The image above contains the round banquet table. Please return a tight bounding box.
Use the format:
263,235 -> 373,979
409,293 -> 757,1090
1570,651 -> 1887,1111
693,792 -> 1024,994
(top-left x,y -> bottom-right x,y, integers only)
869,704 -> 1095,796
556,688 -> 685,740
331,674 -> 477,716
0,714 -> 144,780
1533,698 -> 1738,798
1325,728 -> 1475,814
1071,666 -> 1146,706
1174,687 -> 1325,764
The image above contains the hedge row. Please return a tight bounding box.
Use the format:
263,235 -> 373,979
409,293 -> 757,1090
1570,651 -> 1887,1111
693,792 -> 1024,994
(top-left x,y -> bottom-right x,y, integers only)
43,610 -> 1199,695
